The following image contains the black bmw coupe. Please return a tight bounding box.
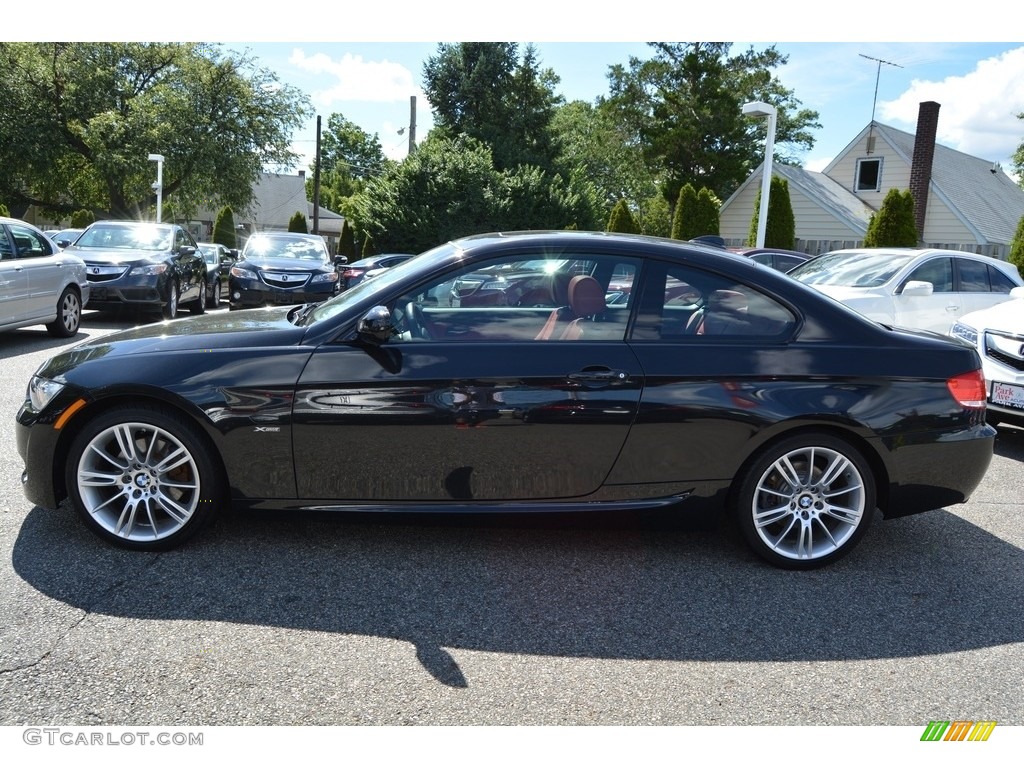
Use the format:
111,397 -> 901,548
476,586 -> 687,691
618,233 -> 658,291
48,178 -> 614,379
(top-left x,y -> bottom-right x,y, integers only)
16,231 -> 996,569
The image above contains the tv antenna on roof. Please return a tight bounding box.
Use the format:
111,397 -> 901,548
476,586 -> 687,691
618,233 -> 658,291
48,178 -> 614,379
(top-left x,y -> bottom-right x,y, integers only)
859,54 -> 904,154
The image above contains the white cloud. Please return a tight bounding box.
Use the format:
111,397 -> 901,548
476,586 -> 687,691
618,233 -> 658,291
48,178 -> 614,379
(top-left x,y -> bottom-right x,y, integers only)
879,46 -> 1024,163
288,49 -> 424,105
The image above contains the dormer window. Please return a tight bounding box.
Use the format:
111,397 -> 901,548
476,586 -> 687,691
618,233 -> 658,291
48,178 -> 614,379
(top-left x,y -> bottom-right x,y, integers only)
856,158 -> 882,192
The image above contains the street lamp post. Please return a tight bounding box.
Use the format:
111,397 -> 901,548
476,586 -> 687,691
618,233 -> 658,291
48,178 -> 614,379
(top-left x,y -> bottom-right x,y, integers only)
147,154 -> 165,223
742,101 -> 777,249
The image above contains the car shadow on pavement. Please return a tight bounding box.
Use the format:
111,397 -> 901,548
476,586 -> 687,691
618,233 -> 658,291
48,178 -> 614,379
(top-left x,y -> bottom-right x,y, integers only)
12,498 -> 1024,688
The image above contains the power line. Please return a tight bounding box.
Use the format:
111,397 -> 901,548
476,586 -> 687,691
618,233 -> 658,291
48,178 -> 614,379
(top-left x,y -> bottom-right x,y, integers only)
859,54 -> 904,154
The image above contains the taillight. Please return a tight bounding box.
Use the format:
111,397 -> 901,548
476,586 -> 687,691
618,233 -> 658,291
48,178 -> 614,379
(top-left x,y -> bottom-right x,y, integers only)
947,369 -> 987,409
342,269 -> 358,279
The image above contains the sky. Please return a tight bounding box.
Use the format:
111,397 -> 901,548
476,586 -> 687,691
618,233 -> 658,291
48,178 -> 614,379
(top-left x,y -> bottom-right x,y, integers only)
240,39 -> 1024,180
11,3 -> 1023,185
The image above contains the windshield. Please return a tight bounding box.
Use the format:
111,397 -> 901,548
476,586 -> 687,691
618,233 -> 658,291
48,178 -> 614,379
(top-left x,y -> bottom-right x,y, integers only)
788,250 -> 917,287
243,235 -> 328,263
75,223 -> 172,251
307,242 -> 454,324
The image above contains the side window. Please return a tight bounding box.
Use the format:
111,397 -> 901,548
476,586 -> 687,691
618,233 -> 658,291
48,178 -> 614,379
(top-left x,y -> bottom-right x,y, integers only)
389,253 -> 640,343
956,259 -> 990,292
8,224 -> 53,258
988,265 -> 1018,293
0,228 -> 13,259
630,261 -> 796,340
904,258 -> 952,293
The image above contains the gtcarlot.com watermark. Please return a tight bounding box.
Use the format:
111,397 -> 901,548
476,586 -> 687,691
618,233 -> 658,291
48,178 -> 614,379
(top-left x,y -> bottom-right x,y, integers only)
23,728 -> 203,747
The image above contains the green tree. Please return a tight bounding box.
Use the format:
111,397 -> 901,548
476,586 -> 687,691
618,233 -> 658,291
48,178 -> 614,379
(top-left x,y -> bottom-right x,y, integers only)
288,211 -> 308,233
551,100 -> 658,219
604,42 -> 820,204
607,199 -> 640,233
0,203 -> 9,217
213,205 -> 237,249
316,112 -> 386,180
671,183 -> 699,240
694,187 -> 721,238
355,134 -> 599,253
0,42 -> 309,219
748,176 -> 796,248
422,42 -> 562,172
640,194 -> 672,237
1012,111 -> 1024,188
338,220 -> 357,262
864,188 -> 917,247
1007,213 -> 1024,279
71,209 -> 94,228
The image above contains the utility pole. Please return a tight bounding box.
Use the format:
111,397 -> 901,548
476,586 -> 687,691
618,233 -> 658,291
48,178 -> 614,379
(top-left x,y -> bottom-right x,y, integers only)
312,114 -> 321,235
408,96 -> 416,155
859,54 -> 903,154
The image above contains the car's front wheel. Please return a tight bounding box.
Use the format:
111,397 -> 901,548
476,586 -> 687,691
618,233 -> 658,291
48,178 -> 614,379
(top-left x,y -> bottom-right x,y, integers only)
162,281 -> 179,320
46,286 -> 82,338
65,404 -> 223,550
733,433 -> 875,569
188,278 -> 207,315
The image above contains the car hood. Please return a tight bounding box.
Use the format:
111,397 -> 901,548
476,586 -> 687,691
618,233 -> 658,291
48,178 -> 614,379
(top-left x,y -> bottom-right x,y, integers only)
958,297 -> 1023,331
242,256 -> 331,272
67,247 -> 165,264
803,284 -> 884,301
56,307 -> 307,361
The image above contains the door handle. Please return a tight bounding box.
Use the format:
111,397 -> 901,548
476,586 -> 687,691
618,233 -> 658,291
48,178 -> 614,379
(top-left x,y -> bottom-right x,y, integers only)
567,369 -> 631,385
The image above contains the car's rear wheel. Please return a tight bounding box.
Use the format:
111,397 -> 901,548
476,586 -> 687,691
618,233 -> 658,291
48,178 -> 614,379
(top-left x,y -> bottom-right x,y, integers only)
211,280 -> 221,307
46,286 -> 81,338
65,404 -> 223,550
733,433 -> 875,569
162,281 -> 179,320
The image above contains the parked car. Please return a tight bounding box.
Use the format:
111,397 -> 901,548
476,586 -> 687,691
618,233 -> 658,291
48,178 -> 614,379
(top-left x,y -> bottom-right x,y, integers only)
16,231 -> 996,569
1,217 -> 89,337
196,242 -> 235,307
63,221 -> 208,320
228,232 -> 339,310
950,286 -> 1024,428
730,247 -> 812,273
340,254 -> 416,290
788,248 -> 1024,333
45,228 -> 85,249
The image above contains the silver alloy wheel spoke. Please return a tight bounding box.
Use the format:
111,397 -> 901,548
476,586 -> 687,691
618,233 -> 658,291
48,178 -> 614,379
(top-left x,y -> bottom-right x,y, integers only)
77,421 -> 200,542
751,445 -> 866,562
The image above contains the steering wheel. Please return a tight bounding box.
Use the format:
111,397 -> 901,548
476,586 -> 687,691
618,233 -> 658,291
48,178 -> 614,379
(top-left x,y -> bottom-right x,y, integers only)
404,301 -> 432,340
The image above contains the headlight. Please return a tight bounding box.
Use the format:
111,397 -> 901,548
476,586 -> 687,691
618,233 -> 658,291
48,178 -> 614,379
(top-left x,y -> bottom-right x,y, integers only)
311,272 -> 339,284
231,266 -> 257,280
950,322 -> 978,345
129,263 -> 168,276
27,376 -> 65,412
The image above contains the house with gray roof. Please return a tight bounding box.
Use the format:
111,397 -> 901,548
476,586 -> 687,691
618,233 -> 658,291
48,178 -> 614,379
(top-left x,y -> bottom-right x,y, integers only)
190,171 -> 345,252
719,101 -> 1024,258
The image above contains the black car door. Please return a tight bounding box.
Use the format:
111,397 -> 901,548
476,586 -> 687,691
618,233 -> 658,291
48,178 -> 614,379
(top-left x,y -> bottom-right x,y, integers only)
292,251 -> 646,502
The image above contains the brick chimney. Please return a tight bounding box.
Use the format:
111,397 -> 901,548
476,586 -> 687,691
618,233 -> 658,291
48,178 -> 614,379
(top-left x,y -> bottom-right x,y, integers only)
909,101 -> 940,244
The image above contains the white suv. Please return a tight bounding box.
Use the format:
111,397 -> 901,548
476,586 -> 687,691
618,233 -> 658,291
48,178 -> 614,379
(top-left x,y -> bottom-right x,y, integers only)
0,217 -> 90,337
950,286 -> 1024,428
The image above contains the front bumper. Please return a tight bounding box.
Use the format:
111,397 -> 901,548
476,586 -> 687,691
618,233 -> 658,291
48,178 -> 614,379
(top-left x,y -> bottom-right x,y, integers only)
85,274 -> 167,310
229,278 -> 337,309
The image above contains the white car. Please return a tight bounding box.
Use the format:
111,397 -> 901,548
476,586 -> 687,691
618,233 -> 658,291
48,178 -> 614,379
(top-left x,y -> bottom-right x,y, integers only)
950,286 -> 1024,428
1,217 -> 90,337
788,248 -> 1024,333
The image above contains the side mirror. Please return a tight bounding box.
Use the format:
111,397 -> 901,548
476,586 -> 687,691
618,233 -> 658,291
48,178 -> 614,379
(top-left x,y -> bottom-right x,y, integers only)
179,245 -> 197,256
357,305 -> 393,344
1009,286 -> 1024,299
900,280 -> 933,297
334,255 -> 349,267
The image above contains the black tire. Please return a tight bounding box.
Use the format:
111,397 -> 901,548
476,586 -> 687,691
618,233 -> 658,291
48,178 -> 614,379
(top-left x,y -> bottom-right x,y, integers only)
161,281 -> 179,320
188,278 -> 207,315
65,404 -> 224,550
46,286 -> 82,338
733,432 -> 876,569
211,280 -> 221,307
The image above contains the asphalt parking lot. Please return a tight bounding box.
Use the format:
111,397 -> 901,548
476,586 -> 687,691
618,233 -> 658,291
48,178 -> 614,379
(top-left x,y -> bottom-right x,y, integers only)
1,308 -> 1023,729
